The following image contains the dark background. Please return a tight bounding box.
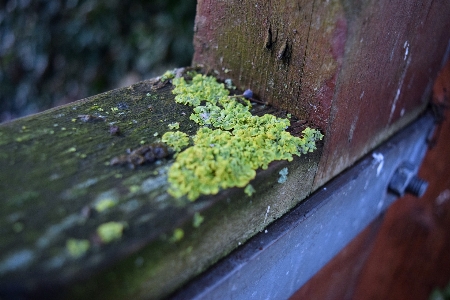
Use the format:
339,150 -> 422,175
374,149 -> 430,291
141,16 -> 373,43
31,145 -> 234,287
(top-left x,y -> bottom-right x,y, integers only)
0,0 -> 197,122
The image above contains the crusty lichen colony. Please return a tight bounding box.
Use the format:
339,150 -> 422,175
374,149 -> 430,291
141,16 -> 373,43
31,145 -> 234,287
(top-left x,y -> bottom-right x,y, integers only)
160,72 -> 323,201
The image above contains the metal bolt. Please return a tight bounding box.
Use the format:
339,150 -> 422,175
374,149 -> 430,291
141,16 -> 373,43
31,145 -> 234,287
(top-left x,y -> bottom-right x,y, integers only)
405,176 -> 428,197
389,162 -> 428,197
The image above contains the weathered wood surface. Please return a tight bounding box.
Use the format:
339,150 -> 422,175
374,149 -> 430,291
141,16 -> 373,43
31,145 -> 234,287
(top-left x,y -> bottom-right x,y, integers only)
0,79 -> 321,299
293,61 -> 450,300
193,0 -> 450,188
2,0 -> 450,298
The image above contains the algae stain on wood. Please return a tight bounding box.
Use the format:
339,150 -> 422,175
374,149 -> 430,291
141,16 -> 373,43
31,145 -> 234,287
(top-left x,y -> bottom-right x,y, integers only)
0,73 -> 322,299
193,0 -> 344,126
0,79 -> 198,291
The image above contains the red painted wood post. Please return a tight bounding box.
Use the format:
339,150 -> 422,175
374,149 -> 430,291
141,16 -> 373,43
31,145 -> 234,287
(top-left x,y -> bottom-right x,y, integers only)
192,0 -> 450,189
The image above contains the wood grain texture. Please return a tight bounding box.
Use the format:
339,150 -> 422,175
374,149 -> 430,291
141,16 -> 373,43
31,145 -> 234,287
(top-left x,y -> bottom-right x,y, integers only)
352,53 -> 450,300
0,78 -> 322,299
192,0 -> 450,189
291,56 -> 450,300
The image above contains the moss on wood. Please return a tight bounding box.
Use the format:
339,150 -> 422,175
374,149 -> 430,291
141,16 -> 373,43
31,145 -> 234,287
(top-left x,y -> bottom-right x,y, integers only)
0,75 -> 322,299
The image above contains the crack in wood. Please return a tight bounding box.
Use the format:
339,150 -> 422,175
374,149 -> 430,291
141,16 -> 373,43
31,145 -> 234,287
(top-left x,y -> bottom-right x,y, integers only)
265,25 -> 274,50
277,39 -> 291,64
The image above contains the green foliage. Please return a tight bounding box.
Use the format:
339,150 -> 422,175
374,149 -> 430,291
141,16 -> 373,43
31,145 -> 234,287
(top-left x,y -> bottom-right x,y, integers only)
166,73 -> 323,201
1,0 -> 196,122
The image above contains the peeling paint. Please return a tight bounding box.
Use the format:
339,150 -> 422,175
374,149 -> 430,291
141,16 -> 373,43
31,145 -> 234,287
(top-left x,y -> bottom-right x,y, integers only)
263,205 -> 271,224
348,116 -> 358,142
389,43 -> 412,123
372,152 -> 384,177
403,41 -> 410,61
436,189 -> 450,205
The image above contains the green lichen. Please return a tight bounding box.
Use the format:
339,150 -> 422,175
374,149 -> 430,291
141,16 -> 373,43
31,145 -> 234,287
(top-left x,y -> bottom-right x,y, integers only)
128,185 -> 141,194
166,73 -> 323,201
192,212 -> 204,228
94,198 -> 117,212
172,74 -> 229,107
169,228 -> 184,242
167,122 -> 180,130
244,184 -> 256,197
161,131 -> 190,152
160,69 -> 176,82
66,239 -> 90,258
97,222 -> 125,243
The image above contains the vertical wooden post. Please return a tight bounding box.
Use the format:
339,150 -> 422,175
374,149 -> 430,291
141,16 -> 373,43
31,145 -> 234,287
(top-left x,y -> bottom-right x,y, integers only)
193,0 -> 450,188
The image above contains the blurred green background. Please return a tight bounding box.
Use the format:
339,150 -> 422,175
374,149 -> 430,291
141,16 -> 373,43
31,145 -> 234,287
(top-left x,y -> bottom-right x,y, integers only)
0,0 -> 197,122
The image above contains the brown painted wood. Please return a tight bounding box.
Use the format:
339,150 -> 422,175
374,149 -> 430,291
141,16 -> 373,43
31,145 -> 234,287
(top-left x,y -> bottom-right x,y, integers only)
353,56 -> 450,300
192,0 -> 450,189
314,0 -> 450,188
291,58 -> 450,300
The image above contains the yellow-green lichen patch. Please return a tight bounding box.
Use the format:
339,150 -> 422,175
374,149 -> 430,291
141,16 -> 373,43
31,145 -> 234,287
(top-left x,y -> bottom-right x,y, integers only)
128,185 -> 141,194
161,131 -> 190,152
97,222 -> 125,243
94,198 -> 117,212
66,238 -> 90,258
160,69 -> 176,82
169,228 -> 184,243
166,73 -> 323,201
93,190 -> 119,212
172,74 -> 230,107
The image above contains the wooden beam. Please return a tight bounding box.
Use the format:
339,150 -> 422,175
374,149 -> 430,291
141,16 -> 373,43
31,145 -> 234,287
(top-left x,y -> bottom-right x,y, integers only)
0,78 -> 321,299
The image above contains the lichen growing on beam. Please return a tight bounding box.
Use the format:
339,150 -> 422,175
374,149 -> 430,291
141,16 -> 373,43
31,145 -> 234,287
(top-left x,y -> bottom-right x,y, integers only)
166,73 -> 323,201
161,131 -> 190,152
